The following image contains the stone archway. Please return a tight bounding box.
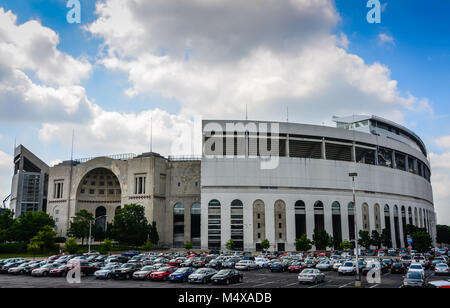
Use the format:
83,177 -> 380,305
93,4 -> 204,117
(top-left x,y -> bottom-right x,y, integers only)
75,167 -> 122,223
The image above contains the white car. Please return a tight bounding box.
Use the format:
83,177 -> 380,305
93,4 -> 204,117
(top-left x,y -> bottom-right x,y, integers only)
255,257 -> 270,268
235,260 -> 258,271
338,261 -> 356,275
434,263 -> 450,276
377,251 -> 385,257
408,263 -> 425,278
316,261 -> 333,271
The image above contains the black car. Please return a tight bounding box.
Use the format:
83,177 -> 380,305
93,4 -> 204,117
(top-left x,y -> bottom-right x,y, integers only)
221,258 -> 240,269
112,263 -> 140,279
211,269 -> 243,285
207,259 -> 223,269
391,262 -> 407,274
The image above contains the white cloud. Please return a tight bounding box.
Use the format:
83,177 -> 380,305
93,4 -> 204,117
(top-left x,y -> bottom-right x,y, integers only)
378,33 -> 395,45
85,0 -> 427,127
435,136 -> 450,150
0,8 -> 94,123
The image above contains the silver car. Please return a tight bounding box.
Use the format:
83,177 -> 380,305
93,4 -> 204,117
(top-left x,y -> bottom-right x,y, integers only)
234,260 -> 258,271
298,268 -> 325,284
434,263 -> 449,276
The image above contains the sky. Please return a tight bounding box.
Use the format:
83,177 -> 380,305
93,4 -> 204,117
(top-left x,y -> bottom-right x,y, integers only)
0,0 -> 448,224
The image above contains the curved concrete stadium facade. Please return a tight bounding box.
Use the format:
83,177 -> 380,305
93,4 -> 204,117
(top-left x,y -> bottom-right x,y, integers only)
10,115 -> 436,252
200,116 -> 436,252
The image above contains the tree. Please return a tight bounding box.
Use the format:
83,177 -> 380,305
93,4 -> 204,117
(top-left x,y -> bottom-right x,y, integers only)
412,231 -> 432,253
260,239 -> 270,251
295,234 -> 312,252
0,209 -> 14,243
406,224 -> 426,236
111,204 -> 149,246
67,210 -> 94,245
12,211 -> 55,243
148,221 -> 159,246
28,225 -> 58,253
101,238 -> 113,255
141,240 -> 153,251
436,225 -> 450,245
184,241 -> 193,250
312,229 -> 332,250
65,237 -> 79,254
358,230 -> 372,249
381,228 -> 392,248
370,230 -> 382,249
339,240 -> 353,251
226,239 -> 235,251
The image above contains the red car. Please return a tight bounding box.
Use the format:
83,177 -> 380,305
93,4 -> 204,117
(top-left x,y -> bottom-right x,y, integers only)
168,258 -> 187,267
288,262 -> 305,273
149,266 -> 177,281
49,265 -> 73,277
47,255 -> 60,261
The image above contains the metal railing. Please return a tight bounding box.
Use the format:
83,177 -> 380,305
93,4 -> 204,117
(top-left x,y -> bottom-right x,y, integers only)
168,155 -> 202,162
74,153 -> 137,164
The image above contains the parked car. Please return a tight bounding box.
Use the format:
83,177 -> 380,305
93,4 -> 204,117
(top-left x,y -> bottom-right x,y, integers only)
338,261 -> 356,275
188,268 -> 217,284
112,263 -> 140,279
94,263 -> 121,279
235,260 -> 257,271
402,271 -> 426,288
298,268 -> 325,284
169,267 -> 196,282
268,261 -> 286,272
31,263 -> 59,277
7,262 -> 31,275
149,266 -> 177,281
132,265 -> 156,280
434,263 -> 450,276
255,257 -> 270,268
49,265 -> 73,277
211,269 -> 243,285
316,261 -> 333,271
122,250 -> 140,258
222,258 -> 241,269
391,262 -> 407,274
408,263 -> 425,278
288,262 -> 305,273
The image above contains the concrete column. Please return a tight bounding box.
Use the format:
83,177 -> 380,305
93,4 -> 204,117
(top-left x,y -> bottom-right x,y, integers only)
305,200 -> 315,244
355,201 -> 364,241
321,139 -> 326,160
285,199 -> 296,251
389,206 -> 397,249
380,203 -> 386,231
221,199 -> 231,251
243,198 -> 253,252
398,212 -> 405,248
286,134 -> 290,158
341,201 -> 350,241
405,155 -> 409,172
351,142 -> 356,162
265,199 -> 275,252
392,151 -> 396,169
324,201 -> 333,247
200,197 -> 209,250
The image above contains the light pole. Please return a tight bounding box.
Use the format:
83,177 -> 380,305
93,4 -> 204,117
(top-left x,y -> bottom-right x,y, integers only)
88,215 -> 107,254
349,172 -> 361,288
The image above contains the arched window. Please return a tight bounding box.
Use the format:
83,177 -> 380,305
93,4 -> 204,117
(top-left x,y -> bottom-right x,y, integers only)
331,202 -> 341,249
314,201 -> 324,232
190,203 -> 201,249
348,202 -> 355,241
95,206 -> 107,231
294,201 -> 306,238
230,200 -> 244,251
408,207 -> 413,225
173,203 -> 184,248
208,200 -> 221,249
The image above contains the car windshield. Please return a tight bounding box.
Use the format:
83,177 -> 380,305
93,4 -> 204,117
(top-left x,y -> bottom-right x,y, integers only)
302,269 -> 313,274
122,264 -> 134,268
175,268 -> 190,273
410,265 -> 422,270
217,270 -> 231,275
58,265 -> 67,269
140,266 -> 153,271
42,264 -> 52,269
402,256 -> 412,260
194,269 -> 209,274
393,263 -> 403,266
436,264 -> 447,268
158,267 -> 171,272
406,272 -> 422,280
343,262 -> 354,267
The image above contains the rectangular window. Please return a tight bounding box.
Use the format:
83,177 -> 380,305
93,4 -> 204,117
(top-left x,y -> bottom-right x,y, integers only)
54,181 -> 64,199
135,175 -> 146,194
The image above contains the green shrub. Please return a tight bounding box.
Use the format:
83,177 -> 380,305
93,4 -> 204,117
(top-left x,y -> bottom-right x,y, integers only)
184,241 -> 193,250
65,238 -> 79,254
141,240 -> 153,251
0,242 -> 28,254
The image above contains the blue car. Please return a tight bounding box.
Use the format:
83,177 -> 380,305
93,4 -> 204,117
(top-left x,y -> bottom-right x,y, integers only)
121,250 -> 140,258
269,261 -> 288,272
169,267 -> 196,282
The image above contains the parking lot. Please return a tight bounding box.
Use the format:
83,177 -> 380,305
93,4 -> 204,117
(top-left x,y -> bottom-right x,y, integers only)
0,268 -> 444,288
